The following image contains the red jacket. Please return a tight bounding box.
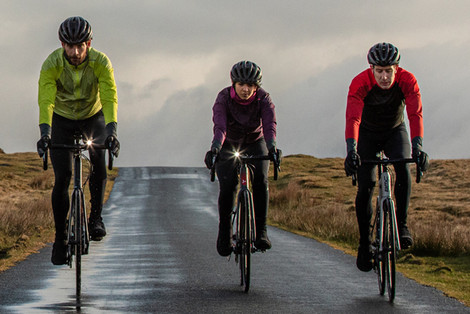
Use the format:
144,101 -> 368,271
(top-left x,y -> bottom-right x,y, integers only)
345,67 -> 423,141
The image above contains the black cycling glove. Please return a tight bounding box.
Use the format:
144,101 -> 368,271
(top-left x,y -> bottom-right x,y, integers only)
204,147 -> 218,169
37,123 -> 51,158
344,138 -> 361,176
105,122 -> 120,157
344,150 -> 361,176
268,146 -> 282,166
412,136 -> 430,172
37,136 -> 50,158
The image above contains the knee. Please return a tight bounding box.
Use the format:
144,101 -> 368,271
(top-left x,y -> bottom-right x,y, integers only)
54,171 -> 72,187
357,180 -> 375,195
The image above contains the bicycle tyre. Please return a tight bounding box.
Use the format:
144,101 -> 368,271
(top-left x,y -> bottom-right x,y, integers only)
375,206 -> 386,296
239,190 -> 252,293
384,199 -> 396,302
72,189 -> 82,303
66,208 -> 74,268
80,190 -> 89,255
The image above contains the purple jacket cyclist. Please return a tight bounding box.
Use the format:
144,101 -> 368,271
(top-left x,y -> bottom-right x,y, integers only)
204,61 -> 280,256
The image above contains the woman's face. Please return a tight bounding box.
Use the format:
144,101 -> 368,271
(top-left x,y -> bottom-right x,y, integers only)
234,82 -> 257,100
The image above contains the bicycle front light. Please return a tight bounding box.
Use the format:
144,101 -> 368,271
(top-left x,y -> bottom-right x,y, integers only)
234,151 -> 240,158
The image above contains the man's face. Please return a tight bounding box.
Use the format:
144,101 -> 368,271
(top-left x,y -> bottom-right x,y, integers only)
61,40 -> 91,66
371,64 -> 397,90
234,82 -> 257,100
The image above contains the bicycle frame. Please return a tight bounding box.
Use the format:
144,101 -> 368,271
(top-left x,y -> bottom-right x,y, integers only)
359,153 -> 419,302
210,150 -> 280,293
42,133 -> 112,307
376,162 -> 401,255
236,159 -> 256,244
233,155 -> 257,292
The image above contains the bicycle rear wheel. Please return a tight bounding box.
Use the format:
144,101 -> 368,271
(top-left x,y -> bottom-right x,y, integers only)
384,199 -> 396,302
239,190 -> 252,293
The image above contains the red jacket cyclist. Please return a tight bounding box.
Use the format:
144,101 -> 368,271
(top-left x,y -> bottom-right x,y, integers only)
344,42 -> 429,272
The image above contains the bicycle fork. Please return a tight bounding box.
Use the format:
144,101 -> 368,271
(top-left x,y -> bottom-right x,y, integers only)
378,169 -> 401,253
234,164 -> 257,257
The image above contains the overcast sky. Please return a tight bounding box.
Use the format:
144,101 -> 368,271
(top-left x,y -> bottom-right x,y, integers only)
1,0 -> 469,167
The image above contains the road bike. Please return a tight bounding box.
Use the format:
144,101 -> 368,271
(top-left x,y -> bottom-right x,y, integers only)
43,133 -> 113,306
353,152 -> 422,302
211,150 -> 281,292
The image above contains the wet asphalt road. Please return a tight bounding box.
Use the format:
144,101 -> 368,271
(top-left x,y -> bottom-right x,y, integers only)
0,167 -> 468,313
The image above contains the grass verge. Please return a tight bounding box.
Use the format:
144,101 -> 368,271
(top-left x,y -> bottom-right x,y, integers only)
0,151 -> 117,272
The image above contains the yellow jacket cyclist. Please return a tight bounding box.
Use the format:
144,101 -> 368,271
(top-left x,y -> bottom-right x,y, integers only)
37,16 -> 120,265
38,46 -> 118,126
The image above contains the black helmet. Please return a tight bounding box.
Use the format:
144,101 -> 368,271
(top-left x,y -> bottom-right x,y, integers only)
230,61 -> 262,86
367,42 -> 400,66
58,16 -> 93,44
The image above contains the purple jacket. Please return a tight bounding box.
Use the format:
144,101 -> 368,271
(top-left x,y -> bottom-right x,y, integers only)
211,86 -> 277,150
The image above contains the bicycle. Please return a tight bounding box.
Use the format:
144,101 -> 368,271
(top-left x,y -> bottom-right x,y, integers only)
42,133 -> 113,306
352,152 -> 422,302
211,150 -> 281,292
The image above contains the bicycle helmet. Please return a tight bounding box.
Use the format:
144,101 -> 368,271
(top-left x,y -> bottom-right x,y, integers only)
367,42 -> 400,66
58,16 -> 93,44
230,61 -> 262,86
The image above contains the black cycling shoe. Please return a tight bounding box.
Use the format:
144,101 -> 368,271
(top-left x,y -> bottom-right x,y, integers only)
216,222 -> 232,256
51,240 -> 67,265
356,244 -> 373,272
89,217 -> 106,241
399,225 -> 413,249
216,235 -> 232,256
254,231 -> 272,251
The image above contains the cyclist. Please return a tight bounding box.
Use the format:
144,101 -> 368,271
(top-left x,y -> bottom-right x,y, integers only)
344,42 -> 429,272
36,16 -> 120,265
204,61 -> 280,256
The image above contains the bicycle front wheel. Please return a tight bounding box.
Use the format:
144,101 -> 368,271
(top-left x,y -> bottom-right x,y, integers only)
239,190 -> 252,293
72,189 -> 83,303
374,205 -> 386,296
384,199 -> 397,302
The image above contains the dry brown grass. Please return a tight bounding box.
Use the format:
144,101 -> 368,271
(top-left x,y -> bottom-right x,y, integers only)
0,151 -> 117,271
269,154 -> 470,256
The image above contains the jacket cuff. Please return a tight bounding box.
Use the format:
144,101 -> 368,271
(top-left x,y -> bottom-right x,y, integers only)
266,139 -> 276,151
346,138 -> 357,153
39,123 -> 51,138
105,122 -> 118,138
211,140 -> 222,152
411,136 -> 423,150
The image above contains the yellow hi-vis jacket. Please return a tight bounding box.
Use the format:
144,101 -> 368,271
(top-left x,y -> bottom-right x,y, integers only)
38,47 -> 118,126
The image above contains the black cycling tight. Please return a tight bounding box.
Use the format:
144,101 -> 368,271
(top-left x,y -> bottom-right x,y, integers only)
50,112 -> 107,239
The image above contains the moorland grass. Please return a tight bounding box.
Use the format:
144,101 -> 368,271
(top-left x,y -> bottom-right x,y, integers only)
0,151 -> 117,271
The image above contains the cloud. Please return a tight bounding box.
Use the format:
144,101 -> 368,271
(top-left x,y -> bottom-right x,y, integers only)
1,0 -> 470,166
118,85 -> 214,167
